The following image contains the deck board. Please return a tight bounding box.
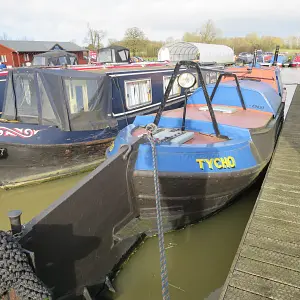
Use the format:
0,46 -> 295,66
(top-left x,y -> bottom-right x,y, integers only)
219,85 -> 300,299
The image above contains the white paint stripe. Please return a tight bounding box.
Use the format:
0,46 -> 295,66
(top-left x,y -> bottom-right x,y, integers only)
0,79 -> 6,82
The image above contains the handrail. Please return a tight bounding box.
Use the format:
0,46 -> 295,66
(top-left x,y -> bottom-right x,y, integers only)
154,60 -> 224,138
210,73 -> 247,110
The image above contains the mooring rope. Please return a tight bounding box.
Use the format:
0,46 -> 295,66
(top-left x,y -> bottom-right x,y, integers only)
144,125 -> 170,300
0,230 -> 52,300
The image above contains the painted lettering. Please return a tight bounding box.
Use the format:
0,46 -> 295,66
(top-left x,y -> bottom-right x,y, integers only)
196,159 -> 204,169
196,156 -> 236,170
220,157 -> 228,168
205,158 -> 214,169
213,158 -> 222,169
227,156 -> 236,168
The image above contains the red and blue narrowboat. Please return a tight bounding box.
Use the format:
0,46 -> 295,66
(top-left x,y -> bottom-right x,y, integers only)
107,60 -> 285,233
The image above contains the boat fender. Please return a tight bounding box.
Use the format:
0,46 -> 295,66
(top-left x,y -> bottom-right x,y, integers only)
0,148 -> 7,159
0,230 -> 52,300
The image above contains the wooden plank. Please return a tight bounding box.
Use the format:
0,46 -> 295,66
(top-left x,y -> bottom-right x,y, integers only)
248,219 -> 300,245
223,287 -> 268,300
235,257 -> 300,288
240,245 -> 300,272
220,85 -> 300,299
229,271 -> 300,299
244,233 -> 300,258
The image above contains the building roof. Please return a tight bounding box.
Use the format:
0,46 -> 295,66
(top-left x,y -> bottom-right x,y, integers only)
0,40 -> 86,52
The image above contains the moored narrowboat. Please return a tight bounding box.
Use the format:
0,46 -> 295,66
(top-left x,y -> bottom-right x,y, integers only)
107,60 -> 285,235
0,62 -> 221,187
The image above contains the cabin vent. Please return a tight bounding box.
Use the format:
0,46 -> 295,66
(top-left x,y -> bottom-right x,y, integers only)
125,78 -> 152,109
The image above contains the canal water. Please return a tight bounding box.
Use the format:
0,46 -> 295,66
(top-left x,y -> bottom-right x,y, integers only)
0,69 -> 298,300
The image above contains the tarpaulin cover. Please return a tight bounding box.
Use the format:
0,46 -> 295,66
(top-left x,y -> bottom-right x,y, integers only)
2,68 -> 117,131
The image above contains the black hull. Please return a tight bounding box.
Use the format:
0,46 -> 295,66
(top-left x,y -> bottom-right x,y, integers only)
0,139 -> 113,188
116,103 -> 284,238
114,164 -> 267,239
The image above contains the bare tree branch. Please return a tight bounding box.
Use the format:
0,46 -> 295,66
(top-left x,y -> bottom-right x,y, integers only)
84,23 -> 106,50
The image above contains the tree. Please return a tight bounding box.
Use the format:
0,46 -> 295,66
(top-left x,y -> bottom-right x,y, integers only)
183,32 -> 200,42
123,27 -> 147,56
84,23 -> 106,51
107,38 -> 118,46
198,19 -> 221,43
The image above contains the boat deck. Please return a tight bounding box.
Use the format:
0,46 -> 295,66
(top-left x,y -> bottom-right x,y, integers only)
219,85 -> 300,299
162,104 -> 273,129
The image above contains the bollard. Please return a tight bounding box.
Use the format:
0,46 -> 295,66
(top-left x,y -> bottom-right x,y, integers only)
7,210 -> 22,235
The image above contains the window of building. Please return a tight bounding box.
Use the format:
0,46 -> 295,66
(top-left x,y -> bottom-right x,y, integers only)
125,78 -> 152,110
0,55 -> 7,62
163,75 -> 181,98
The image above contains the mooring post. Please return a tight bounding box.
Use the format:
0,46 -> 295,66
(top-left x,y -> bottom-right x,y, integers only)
7,210 -> 22,235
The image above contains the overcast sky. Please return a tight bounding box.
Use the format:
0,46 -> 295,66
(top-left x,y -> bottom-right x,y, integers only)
1,0 -> 299,46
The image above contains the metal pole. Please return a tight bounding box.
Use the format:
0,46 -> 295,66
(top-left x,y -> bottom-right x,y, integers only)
7,210 -> 22,235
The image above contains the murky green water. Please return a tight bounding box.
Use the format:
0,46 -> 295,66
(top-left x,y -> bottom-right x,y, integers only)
107,184 -> 259,300
0,173 -> 258,300
0,174 -> 86,231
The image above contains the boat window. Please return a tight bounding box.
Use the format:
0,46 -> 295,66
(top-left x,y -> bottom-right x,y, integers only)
58,56 -> 68,65
98,49 -> 112,63
69,56 -> 77,65
64,78 -> 99,114
118,50 -> 127,62
163,75 -> 181,98
125,78 -> 152,110
37,75 -> 58,126
32,56 -> 47,66
14,74 -> 38,123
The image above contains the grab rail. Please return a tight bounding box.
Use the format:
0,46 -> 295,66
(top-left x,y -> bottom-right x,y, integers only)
154,60 -> 225,139
210,73 -> 246,110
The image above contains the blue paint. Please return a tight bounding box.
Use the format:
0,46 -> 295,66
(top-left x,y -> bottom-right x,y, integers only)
134,140 -> 256,173
189,80 -> 281,115
107,67 -> 283,177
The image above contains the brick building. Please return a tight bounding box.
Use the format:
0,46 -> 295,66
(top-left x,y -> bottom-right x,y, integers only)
0,40 -> 87,67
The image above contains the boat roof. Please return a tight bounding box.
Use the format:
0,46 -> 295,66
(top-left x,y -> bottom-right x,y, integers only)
225,66 -> 279,92
34,50 -> 77,58
188,78 -> 282,116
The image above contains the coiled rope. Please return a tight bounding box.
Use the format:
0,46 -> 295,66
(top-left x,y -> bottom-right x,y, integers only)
0,230 -> 52,300
144,124 -> 170,300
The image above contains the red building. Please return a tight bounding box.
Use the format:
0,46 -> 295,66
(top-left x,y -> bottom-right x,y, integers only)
0,40 -> 87,67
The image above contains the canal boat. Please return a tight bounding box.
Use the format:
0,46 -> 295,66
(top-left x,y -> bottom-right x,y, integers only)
107,60 -> 285,233
0,61 -> 220,187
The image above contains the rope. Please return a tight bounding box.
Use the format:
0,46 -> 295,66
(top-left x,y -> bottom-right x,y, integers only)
144,124 -> 170,300
0,230 -> 52,300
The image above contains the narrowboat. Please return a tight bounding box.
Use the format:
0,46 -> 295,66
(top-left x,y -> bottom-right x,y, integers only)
0,60 -> 220,187
107,60 -> 285,234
